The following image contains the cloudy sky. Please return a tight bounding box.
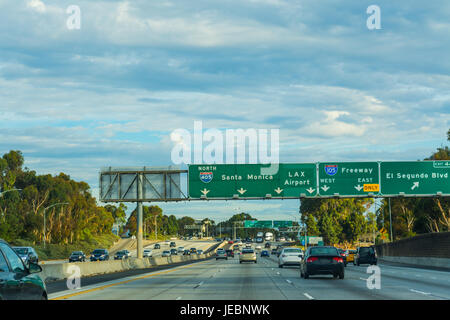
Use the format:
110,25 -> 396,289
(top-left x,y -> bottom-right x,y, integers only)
1,0 -> 449,222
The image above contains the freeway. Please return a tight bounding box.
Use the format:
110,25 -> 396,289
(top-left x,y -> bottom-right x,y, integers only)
39,239 -> 217,264
129,239 -> 217,258
49,245 -> 450,300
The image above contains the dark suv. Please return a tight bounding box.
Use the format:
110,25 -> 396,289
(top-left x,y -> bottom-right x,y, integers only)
354,246 -> 377,266
0,239 -> 47,300
69,251 -> 86,262
90,249 -> 109,261
225,249 -> 234,258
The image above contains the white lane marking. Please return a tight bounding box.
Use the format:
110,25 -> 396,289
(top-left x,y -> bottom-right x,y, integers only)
194,281 -> 204,289
176,296 -> 182,300
360,277 -> 368,281
286,279 -> 292,284
430,277 -> 437,280
277,272 -> 280,275
271,268 -> 274,271
304,293 -> 314,300
410,289 -> 431,296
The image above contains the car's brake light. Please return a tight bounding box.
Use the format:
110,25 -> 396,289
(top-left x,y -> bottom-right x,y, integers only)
333,257 -> 344,263
307,257 -> 318,263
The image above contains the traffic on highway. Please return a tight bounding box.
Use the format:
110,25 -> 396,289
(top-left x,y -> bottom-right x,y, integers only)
41,239 -> 450,301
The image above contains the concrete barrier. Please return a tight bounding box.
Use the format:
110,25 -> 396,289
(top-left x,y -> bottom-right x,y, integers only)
40,251 -> 214,282
379,256 -> 450,270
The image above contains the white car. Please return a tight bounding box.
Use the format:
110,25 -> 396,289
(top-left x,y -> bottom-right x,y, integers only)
162,250 -> 171,257
177,246 -> 185,253
143,249 -> 153,258
255,245 -> 262,251
278,247 -> 303,268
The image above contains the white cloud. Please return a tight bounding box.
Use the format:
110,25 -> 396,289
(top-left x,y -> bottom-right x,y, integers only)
27,0 -> 46,13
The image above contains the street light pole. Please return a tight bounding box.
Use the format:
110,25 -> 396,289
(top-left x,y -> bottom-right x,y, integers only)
43,202 -> 69,248
389,198 -> 393,242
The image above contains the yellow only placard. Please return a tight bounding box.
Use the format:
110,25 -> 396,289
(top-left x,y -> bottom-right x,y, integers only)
364,184 -> 380,192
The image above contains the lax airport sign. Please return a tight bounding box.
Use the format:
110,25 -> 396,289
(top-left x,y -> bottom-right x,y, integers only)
188,161 -> 450,199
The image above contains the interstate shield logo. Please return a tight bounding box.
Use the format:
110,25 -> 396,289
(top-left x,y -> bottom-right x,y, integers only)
199,172 -> 213,183
325,165 -> 338,176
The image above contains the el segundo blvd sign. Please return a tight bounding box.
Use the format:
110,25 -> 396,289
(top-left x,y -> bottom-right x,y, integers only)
188,161 -> 450,199
381,161 -> 450,196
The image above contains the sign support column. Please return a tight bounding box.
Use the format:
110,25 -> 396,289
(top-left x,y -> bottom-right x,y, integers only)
137,173 -> 143,259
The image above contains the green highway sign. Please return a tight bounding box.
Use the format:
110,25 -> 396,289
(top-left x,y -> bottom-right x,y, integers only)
244,220 -> 273,228
273,220 -> 293,228
188,161 -> 450,200
318,162 -> 380,197
380,161 -> 450,196
243,220 -> 293,228
188,163 -> 317,199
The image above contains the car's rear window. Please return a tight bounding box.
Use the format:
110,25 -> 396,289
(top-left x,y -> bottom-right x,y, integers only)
242,250 -> 254,254
309,247 -> 338,256
360,247 -> 374,254
92,249 -> 106,254
14,248 -> 28,255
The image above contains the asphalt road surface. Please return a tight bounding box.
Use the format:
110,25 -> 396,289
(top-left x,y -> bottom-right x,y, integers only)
49,247 -> 450,300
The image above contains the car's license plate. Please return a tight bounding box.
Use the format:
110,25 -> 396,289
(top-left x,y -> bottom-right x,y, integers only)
319,258 -> 331,264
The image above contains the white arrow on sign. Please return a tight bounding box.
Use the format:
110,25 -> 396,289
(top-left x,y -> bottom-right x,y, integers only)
411,182 -> 419,190
321,185 -> 330,192
274,187 -> 283,194
237,188 -> 247,195
306,188 -> 315,194
200,188 -> 210,196
354,185 -> 363,191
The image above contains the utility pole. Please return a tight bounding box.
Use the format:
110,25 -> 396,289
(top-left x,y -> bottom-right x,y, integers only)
389,198 -> 393,242
154,214 -> 157,240
136,173 -> 143,259
373,199 -> 377,245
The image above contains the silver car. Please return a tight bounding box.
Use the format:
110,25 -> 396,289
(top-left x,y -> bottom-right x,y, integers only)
216,249 -> 227,260
162,250 -> 171,257
278,247 -> 303,268
143,249 -> 153,258
13,247 -> 39,265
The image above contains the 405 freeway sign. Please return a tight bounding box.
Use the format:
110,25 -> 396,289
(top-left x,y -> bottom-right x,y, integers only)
188,164 -> 317,199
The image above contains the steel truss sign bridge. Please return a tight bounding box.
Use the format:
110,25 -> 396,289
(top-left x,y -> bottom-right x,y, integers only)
99,161 -> 450,203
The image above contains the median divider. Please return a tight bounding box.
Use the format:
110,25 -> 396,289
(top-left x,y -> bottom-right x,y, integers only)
40,253 -> 214,282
